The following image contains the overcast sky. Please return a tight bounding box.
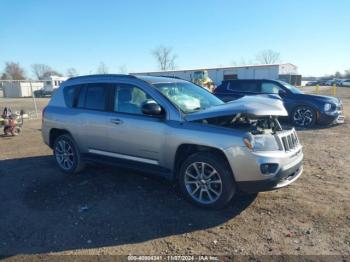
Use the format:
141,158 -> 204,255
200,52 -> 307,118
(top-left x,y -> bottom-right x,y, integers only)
0,0 -> 349,77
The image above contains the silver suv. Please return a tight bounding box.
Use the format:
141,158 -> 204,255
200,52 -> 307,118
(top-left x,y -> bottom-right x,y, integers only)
42,75 -> 303,209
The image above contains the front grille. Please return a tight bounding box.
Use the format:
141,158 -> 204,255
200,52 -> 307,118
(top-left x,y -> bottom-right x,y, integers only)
280,130 -> 299,152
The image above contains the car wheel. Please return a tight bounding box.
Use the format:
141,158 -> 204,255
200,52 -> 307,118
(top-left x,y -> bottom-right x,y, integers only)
14,127 -> 21,135
178,151 -> 236,209
53,134 -> 85,174
291,105 -> 316,127
3,126 -> 10,135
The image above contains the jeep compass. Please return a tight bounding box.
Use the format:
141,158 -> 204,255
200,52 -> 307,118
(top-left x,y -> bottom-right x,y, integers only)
42,75 -> 303,209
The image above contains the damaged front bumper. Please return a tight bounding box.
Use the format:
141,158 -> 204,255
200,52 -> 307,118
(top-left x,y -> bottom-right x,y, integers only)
236,160 -> 303,193
224,128 -> 304,193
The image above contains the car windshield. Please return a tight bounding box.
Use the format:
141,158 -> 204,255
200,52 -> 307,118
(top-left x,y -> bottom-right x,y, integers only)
153,82 -> 224,113
278,81 -> 303,94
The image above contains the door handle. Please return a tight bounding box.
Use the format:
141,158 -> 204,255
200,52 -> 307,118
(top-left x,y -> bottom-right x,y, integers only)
110,118 -> 123,125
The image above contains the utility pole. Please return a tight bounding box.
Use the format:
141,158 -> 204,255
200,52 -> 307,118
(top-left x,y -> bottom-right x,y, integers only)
30,81 -> 39,118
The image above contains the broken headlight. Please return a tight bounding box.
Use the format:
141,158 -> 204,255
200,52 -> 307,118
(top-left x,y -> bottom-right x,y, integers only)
243,135 -> 280,151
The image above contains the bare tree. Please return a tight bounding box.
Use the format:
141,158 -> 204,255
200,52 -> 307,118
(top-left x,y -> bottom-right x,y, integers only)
32,64 -> 50,79
344,69 -> 350,78
152,46 -> 177,71
1,62 -> 26,80
256,49 -> 280,64
31,64 -> 62,80
96,62 -> 108,74
334,71 -> 342,78
66,68 -> 78,77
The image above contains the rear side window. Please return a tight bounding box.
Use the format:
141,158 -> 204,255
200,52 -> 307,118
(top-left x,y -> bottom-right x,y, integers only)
63,85 -> 81,107
84,84 -> 108,110
77,85 -> 87,108
75,83 -> 112,111
228,81 -> 260,93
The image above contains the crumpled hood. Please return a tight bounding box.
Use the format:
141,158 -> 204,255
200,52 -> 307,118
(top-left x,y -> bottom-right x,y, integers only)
185,95 -> 288,121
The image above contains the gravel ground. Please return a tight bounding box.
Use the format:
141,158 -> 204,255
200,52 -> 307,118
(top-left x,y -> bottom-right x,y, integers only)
0,88 -> 349,259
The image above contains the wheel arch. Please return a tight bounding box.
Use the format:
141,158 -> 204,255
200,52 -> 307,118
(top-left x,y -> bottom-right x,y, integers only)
173,144 -> 231,179
49,128 -> 73,148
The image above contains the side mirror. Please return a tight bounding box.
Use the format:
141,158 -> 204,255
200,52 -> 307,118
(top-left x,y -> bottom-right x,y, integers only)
141,100 -> 163,116
278,89 -> 287,97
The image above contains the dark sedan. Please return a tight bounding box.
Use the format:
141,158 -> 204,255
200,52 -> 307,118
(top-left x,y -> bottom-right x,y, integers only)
214,79 -> 345,127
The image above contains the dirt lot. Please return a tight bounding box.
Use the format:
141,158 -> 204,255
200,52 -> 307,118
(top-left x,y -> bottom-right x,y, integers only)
0,88 -> 349,258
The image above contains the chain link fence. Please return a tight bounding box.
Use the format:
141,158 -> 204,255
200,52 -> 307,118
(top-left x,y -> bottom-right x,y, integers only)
0,80 -> 49,120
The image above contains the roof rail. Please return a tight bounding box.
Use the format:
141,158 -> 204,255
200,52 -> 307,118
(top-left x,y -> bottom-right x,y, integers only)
156,75 -> 183,79
66,74 -> 137,81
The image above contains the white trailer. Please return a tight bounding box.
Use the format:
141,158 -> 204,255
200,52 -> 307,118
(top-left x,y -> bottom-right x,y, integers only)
133,63 -> 300,86
2,81 -> 44,98
35,76 -> 68,97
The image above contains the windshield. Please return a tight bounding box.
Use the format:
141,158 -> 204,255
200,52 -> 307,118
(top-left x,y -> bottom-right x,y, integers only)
153,82 -> 223,113
277,81 -> 303,94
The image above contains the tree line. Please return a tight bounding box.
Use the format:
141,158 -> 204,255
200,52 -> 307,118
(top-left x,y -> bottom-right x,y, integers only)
303,69 -> 350,81
0,61 -> 124,80
2,47 -> 348,80
0,62 -> 79,80
151,47 -> 284,70
329,70 -> 350,79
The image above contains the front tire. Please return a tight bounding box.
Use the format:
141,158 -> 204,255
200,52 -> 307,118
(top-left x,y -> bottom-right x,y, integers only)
53,134 -> 85,174
291,105 -> 316,127
178,152 -> 236,209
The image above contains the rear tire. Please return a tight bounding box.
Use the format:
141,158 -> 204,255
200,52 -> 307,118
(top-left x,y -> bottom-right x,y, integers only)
178,151 -> 236,209
53,134 -> 85,174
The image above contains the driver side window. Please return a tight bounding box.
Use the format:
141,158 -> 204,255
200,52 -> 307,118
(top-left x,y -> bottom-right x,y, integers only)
261,83 -> 281,94
114,84 -> 151,115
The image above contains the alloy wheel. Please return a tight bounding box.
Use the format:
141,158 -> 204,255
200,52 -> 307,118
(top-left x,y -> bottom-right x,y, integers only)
55,139 -> 75,170
293,106 -> 314,127
184,162 -> 222,204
